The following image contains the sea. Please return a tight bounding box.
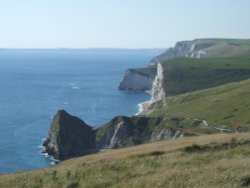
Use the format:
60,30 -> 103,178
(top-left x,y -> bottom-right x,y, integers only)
0,48 -> 163,174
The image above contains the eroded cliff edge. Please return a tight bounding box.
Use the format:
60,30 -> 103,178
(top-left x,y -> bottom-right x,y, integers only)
43,110 -> 96,160
119,39 -> 208,92
43,39 -> 250,161
43,110 -> 182,161
118,67 -> 156,91
119,38 -> 249,100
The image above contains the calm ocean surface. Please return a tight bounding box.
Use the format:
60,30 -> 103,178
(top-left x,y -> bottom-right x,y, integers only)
0,49 -> 162,173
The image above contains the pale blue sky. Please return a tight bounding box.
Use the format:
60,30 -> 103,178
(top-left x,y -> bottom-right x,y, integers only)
0,0 -> 250,48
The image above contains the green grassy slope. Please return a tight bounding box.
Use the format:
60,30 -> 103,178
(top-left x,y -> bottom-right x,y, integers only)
148,39 -> 250,135
161,56 -> 250,96
193,39 -> 250,58
1,133 -> 250,188
151,78 -> 250,130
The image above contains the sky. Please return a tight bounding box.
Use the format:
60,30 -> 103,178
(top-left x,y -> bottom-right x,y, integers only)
0,0 -> 250,49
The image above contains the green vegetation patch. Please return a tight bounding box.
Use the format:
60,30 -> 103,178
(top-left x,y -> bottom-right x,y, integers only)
151,78 -> 250,130
130,67 -> 157,78
161,57 -> 250,96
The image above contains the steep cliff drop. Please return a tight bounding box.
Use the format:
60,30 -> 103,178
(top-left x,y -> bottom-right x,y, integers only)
43,110 -> 96,160
151,63 -> 166,102
118,39 -> 208,93
149,39 -> 210,66
118,68 -> 154,91
43,110 -> 181,161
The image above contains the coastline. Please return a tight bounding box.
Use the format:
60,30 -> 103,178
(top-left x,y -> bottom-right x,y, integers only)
135,90 -> 152,116
136,100 -> 151,115
41,138 -> 60,165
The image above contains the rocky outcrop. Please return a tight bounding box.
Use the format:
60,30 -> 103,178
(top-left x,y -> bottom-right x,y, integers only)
118,68 -> 154,91
97,116 -> 181,148
43,110 -> 96,160
96,116 -> 133,149
43,111 -> 183,161
150,38 -> 249,66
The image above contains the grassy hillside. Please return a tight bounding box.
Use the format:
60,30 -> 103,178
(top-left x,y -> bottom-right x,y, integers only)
151,38 -> 250,64
190,39 -> 250,58
151,78 -> 250,131
1,133 -> 250,188
145,39 -> 250,136
160,56 -> 250,96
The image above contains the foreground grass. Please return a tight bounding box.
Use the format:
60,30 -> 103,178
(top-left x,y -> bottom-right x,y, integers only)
1,133 -> 250,188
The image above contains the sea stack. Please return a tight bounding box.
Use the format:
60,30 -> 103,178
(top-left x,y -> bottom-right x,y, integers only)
43,110 -> 95,160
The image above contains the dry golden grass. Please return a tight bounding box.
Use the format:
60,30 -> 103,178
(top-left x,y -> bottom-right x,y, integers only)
63,133 -> 248,162
1,133 -> 250,188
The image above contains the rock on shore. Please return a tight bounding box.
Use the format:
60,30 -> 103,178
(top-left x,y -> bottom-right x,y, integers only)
43,110 -> 95,160
43,110 -> 181,161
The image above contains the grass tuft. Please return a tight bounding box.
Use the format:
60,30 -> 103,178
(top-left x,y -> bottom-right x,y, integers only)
129,150 -> 166,158
240,176 -> 250,187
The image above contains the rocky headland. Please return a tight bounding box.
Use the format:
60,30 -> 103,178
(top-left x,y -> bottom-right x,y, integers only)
44,38 -> 250,161
43,110 -> 96,160
43,110 -> 182,160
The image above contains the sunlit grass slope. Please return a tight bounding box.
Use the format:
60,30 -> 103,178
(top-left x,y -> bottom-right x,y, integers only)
1,133 -> 250,188
161,56 -> 250,96
151,78 -> 250,130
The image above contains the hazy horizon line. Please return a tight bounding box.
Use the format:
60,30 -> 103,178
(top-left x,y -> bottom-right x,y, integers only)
0,47 -> 166,50
1,37 -> 250,50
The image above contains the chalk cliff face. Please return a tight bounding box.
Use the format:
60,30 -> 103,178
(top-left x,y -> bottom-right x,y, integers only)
120,39 -> 247,95
119,39 -> 209,92
147,39 -> 238,101
150,38 -> 248,66
149,39 -> 216,66
151,63 -> 165,102
150,40 -> 205,101
118,69 -> 153,91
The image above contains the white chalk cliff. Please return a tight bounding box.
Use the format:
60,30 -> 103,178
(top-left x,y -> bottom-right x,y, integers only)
148,39 -> 228,101
150,39 -> 211,66
118,69 -> 153,91
151,63 -> 165,102
119,39 -> 212,93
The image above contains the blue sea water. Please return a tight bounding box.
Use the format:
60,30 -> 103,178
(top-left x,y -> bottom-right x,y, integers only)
0,49 -> 162,173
